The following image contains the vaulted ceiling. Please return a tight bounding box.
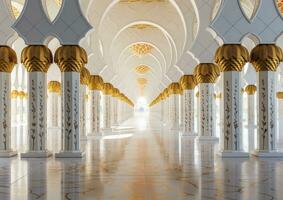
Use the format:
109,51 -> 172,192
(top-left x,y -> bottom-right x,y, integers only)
10,0 -> 269,103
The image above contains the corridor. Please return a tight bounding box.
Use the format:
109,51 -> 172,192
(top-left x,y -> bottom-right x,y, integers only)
1,115 -> 283,200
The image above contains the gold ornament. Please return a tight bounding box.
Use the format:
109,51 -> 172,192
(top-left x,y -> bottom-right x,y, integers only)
131,43 -> 153,56
0,46 -> 17,73
89,75 -> 104,90
193,63 -> 220,84
251,44 -> 283,72
11,90 -> 19,99
196,91 -> 199,98
21,45 -> 52,72
55,45 -> 87,72
130,24 -> 155,30
215,44 -> 249,72
168,82 -> 182,95
112,88 -> 120,97
102,83 -> 114,95
179,75 -> 196,90
135,65 -> 150,74
245,85 -> 257,95
277,92 -> 283,99
48,81 -> 61,93
80,67 -> 90,85
18,91 -> 26,99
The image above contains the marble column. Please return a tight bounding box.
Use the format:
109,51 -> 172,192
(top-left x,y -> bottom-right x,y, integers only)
251,44 -> 283,157
245,85 -> 257,152
47,81 -> 61,128
215,44 -> 249,157
79,67 -> 90,140
55,45 -> 87,158
102,83 -> 113,133
111,88 -> 120,127
194,63 -> 220,141
168,83 -> 182,130
179,75 -> 197,136
88,75 -> 103,137
0,46 -> 17,157
21,45 -> 52,158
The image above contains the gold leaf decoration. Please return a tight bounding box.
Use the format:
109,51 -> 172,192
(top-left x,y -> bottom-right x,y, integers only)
278,0 -> 283,14
55,0 -> 62,6
12,5 -> 20,18
135,65 -> 150,74
131,43 -> 153,56
137,78 -> 147,86
130,24 -> 155,30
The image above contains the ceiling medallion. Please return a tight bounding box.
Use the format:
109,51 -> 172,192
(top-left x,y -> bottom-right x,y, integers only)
135,65 -> 151,74
130,24 -> 155,30
131,43 -> 153,56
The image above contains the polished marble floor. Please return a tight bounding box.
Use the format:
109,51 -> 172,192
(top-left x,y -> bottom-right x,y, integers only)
1,114 -> 283,200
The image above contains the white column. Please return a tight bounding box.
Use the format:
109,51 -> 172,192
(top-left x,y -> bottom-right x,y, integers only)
198,83 -> 217,140
250,44 -> 283,157
0,72 -> 17,157
103,94 -> 112,133
22,72 -> 51,158
169,94 -> 180,130
183,89 -> 196,136
80,84 -> 87,140
180,94 -> 184,129
220,71 -> 248,157
47,81 -> 60,128
112,97 -> 118,126
89,90 -> 101,136
56,72 -> 83,157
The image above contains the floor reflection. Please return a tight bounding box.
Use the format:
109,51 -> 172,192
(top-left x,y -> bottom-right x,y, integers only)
1,116 -> 283,199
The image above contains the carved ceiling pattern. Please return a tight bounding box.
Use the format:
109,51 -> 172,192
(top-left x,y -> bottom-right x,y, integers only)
131,43 -> 153,56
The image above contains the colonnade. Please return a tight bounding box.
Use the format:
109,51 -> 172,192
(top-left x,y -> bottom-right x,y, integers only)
0,45 -> 134,158
150,44 -> 283,158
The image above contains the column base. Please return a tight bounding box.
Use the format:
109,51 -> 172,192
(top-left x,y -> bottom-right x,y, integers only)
102,128 -> 113,135
21,151 -> 52,158
55,151 -> 85,158
219,151 -> 250,158
0,150 -> 17,158
198,136 -> 219,142
252,150 -> 283,158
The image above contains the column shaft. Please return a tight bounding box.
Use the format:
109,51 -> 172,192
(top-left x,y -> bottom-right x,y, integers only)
89,90 -> 101,135
183,89 -> 195,135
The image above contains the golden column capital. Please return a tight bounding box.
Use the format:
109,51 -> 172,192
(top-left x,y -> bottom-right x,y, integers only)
11,90 -> 19,99
251,44 -> 283,72
21,45 -> 53,72
48,81 -> 61,93
54,45 -> 87,72
112,88 -> 120,98
18,91 -> 27,99
179,75 -> 196,90
245,85 -> 257,95
0,46 -> 17,73
102,83 -> 114,95
215,44 -> 249,72
163,88 -> 169,98
193,63 -> 220,84
80,67 -> 90,85
168,82 -> 182,95
89,75 -> 104,90
277,92 -> 283,99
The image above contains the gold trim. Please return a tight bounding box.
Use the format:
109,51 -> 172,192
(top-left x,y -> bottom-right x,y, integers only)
80,67 -> 90,85
55,45 -> 87,72
193,63 -> 220,84
245,85 -> 257,95
21,45 -> 52,73
168,82 -> 182,95
179,75 -> 196,90
215,44 -> 249,72
89,75 -> 104,90
0,46 -> 17,73
251,44 -> 283,72
102,83 -> 114,95
277,92 -> 283,99
48,81 -> 61,93
11,90 -> 19,99
131,43 -> 153,56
